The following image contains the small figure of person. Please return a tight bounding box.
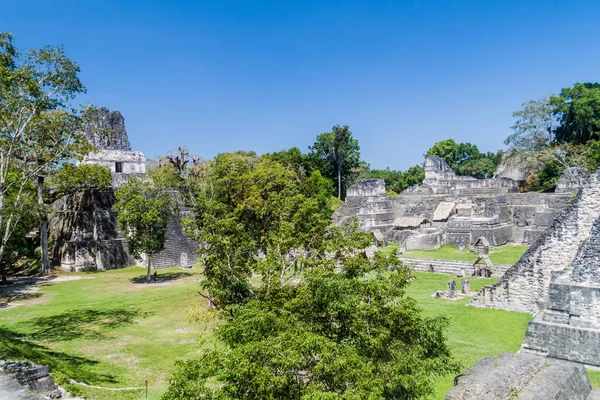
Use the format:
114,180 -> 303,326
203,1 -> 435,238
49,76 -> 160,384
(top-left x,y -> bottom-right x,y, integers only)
153,271 -> 157,282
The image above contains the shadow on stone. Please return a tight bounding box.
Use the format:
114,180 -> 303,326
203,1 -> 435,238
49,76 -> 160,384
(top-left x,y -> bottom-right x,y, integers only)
22,307 -> 151,342
130,271 -> 192,284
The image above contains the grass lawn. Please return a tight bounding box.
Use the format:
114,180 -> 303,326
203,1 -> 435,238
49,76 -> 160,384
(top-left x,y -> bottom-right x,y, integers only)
0,266 -> 213,400
405,272 -> 532,398
381,244 -> 529,265
0,265 -> 596,399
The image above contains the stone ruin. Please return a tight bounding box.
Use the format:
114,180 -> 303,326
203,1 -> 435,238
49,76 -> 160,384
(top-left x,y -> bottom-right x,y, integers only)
520,213 -> 600,366
50,107 -> 198,271
473,167 -> 600,313
81,107 -> 146,188
333,155 -> 577,251
446,352 -> 597,399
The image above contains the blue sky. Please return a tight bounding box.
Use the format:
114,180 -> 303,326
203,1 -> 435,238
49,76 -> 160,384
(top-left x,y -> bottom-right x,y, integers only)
2,0 -> 599,170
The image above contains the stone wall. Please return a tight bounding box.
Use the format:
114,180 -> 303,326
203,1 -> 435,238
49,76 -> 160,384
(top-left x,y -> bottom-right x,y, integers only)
520,214 -> 600,366
401,257 -> 511,277
49,188 -> 198,271
472,168 -> 600,313
49,189 -> 131,271
150,189 -> 198,269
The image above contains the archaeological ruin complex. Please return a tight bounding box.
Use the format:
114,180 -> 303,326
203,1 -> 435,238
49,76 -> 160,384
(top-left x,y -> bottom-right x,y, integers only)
333,155 -> 577,250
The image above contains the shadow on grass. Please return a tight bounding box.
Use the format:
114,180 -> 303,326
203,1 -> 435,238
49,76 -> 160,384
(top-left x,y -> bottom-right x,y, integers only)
130,271 -> 193,284
0,283 -> 43,309
0,326 -> 117,385
22,307 -> 152,341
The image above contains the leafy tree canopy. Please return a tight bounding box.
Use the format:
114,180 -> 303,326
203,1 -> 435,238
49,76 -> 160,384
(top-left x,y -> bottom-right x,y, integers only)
114,178 -> 174,282
426,139 -> 501,179
308,125 -> 361,199
163,222 -> 459,400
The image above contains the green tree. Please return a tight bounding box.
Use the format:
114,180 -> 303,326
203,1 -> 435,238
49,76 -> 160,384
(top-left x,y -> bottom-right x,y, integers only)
0,32 -> 86,275
552,83 -> 600,145
309,125 -> 361,199
505,95 -> 557,152
185,151 -> 332,308
46,163 -> 112,198
163,223 -> 459,399
425,140 -> 500,179
0,171 -> 37,284
114,179 -> 174,282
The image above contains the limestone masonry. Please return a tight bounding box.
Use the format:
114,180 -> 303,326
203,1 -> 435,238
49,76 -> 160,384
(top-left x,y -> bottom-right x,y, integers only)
50,107 -> 198,271
333,156 -> 575,251
445,352 -> 596,399
473,167 -> 600,313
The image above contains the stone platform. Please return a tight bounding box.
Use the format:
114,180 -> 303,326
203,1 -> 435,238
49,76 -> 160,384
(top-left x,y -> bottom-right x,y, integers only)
446,352 -> 594,400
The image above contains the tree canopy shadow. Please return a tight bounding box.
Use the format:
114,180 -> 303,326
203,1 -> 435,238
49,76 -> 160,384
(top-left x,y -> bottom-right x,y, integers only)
22,307 -> 152,341
0,326 -> 118,385
130,271 -> 193,284
0,283 -> 43,309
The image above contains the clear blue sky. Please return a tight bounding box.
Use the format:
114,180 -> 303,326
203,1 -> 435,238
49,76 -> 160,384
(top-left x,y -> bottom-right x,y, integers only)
2,0 -> 599,170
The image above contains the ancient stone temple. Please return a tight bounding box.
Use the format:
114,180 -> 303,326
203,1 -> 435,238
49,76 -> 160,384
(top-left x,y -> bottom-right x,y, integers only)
50,107 -> 198,271
520,214 -> 600,366
81,107 -> 147,188
473,168 -> 600,313
332,156 -> 573,251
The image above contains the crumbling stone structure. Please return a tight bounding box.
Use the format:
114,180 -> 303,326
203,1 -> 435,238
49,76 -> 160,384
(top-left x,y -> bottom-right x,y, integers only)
50,107 -> 198,271
333,156 -> 573,250
520,215 -> 600,366
473,168 -> 600,313
49,189 -> 131,271
446,352 -> 596,399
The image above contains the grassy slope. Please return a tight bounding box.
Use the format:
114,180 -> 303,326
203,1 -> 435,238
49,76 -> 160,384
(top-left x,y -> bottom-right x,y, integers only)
381,244 -> 529,265
0,267 -> 212,400
0,265 -> 596,399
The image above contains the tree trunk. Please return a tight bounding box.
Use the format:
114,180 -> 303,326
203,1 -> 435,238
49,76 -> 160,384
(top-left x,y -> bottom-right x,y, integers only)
146,254 -> 152,283
38,174 -> 50,275
337,161 -> 342,200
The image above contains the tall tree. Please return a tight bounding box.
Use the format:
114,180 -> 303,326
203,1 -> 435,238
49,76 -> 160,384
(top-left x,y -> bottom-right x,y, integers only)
309,125 -> 360,199
114,179 -> 174,282
0,32 -> 86,275
185,151 -> 332,308
552,83 -> 600,145
425,139 -> 501,179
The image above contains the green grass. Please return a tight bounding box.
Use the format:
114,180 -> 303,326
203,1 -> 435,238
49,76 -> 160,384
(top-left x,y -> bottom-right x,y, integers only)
0,266 -> 213,400
382,244 -> 529,265
405,272 -> 532,398
1,265 -> 596,399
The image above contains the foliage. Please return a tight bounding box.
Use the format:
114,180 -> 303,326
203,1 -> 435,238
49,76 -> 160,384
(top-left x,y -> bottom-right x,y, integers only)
425,139 -> 502,179
164,246 -> 461,400
360,165 -> 425,194
114,178 -> 174,281
0,31 -> 87,274
505,95 -> 557,153
309,125 -> 361,199
46,163 -> 111,197
0,171 -> 38,282
505,83 -> 600,191
552,83 -> 600,145
186,151 -> 332,308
